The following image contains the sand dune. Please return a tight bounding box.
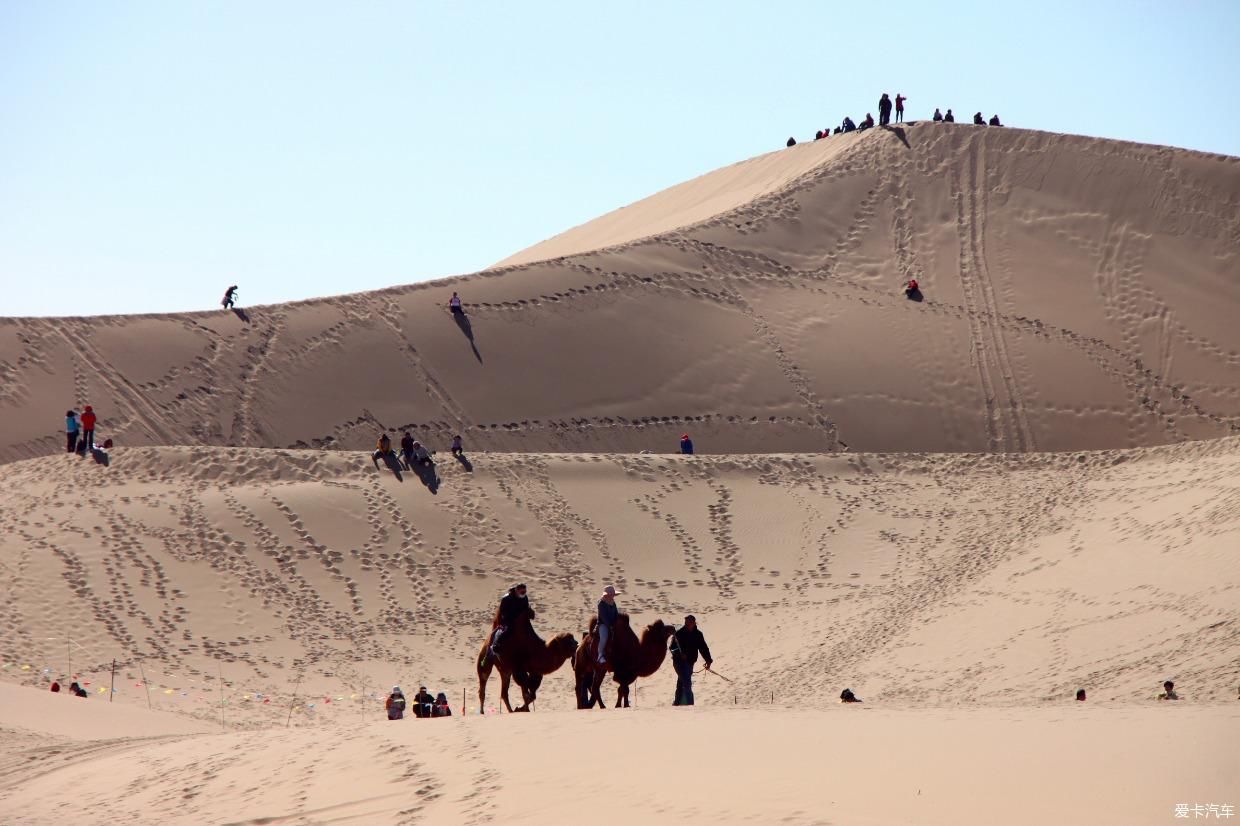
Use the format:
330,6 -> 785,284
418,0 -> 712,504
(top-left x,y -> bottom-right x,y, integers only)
2,126 -> 1239,824
2,125 -> 1238,464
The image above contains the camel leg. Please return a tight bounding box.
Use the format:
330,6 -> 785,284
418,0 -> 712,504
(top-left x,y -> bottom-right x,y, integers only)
590,670 -> 606,709
499,668 -> 515,713
477,655 -> 492,715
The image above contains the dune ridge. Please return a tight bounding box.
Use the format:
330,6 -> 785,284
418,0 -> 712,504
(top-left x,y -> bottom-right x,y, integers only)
3,124 -> 1238,464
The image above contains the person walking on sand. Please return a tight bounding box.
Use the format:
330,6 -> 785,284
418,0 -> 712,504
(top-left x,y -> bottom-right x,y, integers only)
222,286 -> 238,309
895,94 -> 907,123
449,292 -> 464,315
65,410 -> 79,453
680,433 -> 694,455
878,93 -> 893,126
670,615 -> 713,706
80,405 -> 97,450
597,585 -> 621,664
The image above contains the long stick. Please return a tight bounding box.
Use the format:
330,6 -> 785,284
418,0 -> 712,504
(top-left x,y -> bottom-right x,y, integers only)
287,673 -> 303,728
218,664 -> 225,731
68,639 -> 72,682
109,658 -> 115,702
138,661 -> 152,710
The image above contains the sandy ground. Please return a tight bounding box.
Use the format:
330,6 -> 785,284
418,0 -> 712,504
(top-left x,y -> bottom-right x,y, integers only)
2,125 -> 1238,463
2,126 -> 1239,824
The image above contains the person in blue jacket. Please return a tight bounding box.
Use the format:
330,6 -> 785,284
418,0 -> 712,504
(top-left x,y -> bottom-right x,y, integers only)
680,434 -> 694,455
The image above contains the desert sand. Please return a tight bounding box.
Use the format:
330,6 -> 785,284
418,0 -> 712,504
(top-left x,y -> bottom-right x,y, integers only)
1,124 -> 1238,825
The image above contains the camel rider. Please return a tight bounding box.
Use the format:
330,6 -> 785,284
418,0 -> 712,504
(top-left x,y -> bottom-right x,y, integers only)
597,585 -> 621,664
488,584 -> 530,664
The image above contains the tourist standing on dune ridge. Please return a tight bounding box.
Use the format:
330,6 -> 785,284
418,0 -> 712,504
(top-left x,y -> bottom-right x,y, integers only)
222,285 -> 238,309
680,433 -> 694,455
895,94 -> 907,123
65,410 -> 79,453
80,405 -> 97,450
878,93 -> 893,126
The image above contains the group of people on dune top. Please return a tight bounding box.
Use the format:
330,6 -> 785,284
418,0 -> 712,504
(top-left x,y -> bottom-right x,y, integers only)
785,91 -> 1002,146
483,583 -> 715,706
373,431 -> 465,471
64,406 -> 111,456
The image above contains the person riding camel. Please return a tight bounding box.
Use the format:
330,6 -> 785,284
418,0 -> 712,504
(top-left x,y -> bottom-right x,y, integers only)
597,585 -> 621,664
486,584 -> 531,666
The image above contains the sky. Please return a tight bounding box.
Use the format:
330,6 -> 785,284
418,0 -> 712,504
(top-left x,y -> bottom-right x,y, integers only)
2,1 -> 1238,317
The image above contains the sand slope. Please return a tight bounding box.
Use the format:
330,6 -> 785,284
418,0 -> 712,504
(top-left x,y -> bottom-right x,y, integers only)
3,125 -> 1238,463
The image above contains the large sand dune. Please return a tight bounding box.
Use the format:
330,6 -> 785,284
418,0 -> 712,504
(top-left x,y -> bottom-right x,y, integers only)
2,125 -> 1238,463
2,125 -> 1239,824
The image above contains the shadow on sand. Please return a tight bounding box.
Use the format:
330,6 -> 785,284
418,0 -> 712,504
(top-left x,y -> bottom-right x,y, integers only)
409,458 -> 440,494
232,307 -> 251,323
883,125 -> 910,149
90,448 -> 110,466
373,451 -> 404,482
454,452 -> 473,473
452,310 -> 482,363
905,287 -> 924,302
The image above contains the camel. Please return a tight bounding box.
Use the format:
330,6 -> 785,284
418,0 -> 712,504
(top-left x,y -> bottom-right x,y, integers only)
476,612 -> 577,713
574,613 -> 675,709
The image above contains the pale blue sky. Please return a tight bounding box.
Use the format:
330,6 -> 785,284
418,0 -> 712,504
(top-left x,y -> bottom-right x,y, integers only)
3,1 -> 1238,317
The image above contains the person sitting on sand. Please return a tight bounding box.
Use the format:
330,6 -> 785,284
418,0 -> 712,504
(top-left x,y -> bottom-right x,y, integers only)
786,137 -> 797,147
451,434 -> 464,457
1075,689 -> 1087,701
373,433 -> 395,469
69,681 -> 87,698
1157,680 -> 1180,700
973,112 -> 986,125
840,688 -> 862,703
859,113 -> 875,130
400,431 -> 415,468
944,109 -> 955,122
680,433 -> 694,455
932,108 -> 943,122
842,117 -> 856,133
486,584 -> 531,665
432,692 -> 452,717
989,114 -> 1002,126
597,585 -> 621,664
905,278 -> 920,296
50,681 -> 61,693
449,292 -> 464,315
222,285 -> 238,309
413,686 -> 435,718
386,686 -> 406,720
411,440 -> 433,467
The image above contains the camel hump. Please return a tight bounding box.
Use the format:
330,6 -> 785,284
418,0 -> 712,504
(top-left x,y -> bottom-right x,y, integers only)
587,616 -> 598,634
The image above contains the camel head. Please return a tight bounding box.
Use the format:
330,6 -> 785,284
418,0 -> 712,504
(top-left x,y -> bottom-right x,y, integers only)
641,618 -> 676,644
552,633 -> 579,660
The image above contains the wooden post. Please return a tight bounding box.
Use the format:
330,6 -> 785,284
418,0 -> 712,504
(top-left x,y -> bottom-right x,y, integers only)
109,659 -> 115,702
218,664 -> 225,730
287,673 -> 303,728
138,661 -> 152,710
462,686 -> 466,716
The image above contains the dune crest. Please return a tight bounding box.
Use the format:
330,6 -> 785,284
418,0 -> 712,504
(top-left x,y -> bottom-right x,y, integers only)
3,125 -> 1238,463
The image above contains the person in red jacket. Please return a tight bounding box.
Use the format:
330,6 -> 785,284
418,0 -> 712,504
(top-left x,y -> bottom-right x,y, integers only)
80,405 -> 98,450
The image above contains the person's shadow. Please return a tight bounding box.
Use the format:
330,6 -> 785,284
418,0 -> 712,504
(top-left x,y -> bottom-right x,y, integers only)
411,458 -> 439,494
232,307 -> 251,323
883,125 -> 910,149
90,448 -> 110,466
905,286 -> 924,302
454,452 -> 473,473
373,451 -> 404,482
452,309 -> 482,363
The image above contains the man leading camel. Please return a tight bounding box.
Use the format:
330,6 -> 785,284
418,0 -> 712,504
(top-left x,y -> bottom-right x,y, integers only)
671,615 -> 713,706
597,585 -> 621,664
486,584 -> 531,666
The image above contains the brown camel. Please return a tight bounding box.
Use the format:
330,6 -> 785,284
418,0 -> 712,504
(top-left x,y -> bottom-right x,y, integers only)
574,614 -> 675,709
476,612 -> 577,713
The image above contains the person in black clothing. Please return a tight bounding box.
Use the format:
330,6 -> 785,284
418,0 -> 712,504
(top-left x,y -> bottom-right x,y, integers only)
932,108 -> 943,122
670,615 -> 713,706
840,688 -> 862,703
943,109 -> 955,123
222,285 -> 238,309
412,686 -> 435,718
859,113 -> 875,131
989,114 -> 1003,127
842,117 -> 856,133
786,136 -> 797,147
486,584 -> 530,665
400,431 -> 416,469
878,93 -> 892,126
973,112 -> 986,125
